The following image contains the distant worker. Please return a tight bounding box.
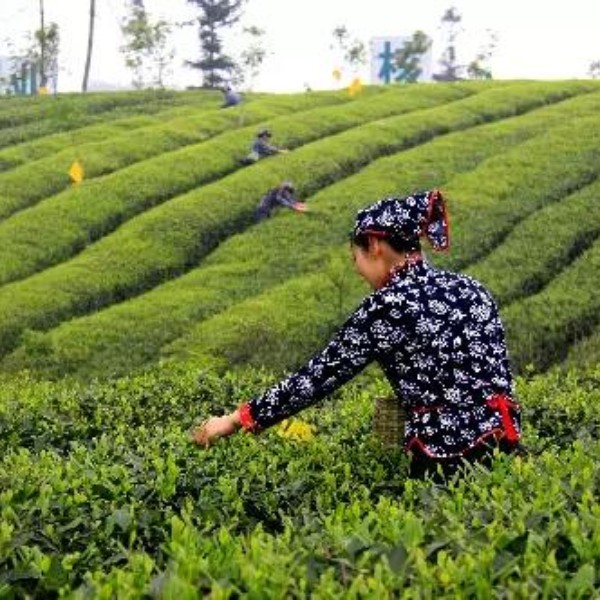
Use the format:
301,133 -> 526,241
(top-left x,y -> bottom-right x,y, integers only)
221,86 -> 242,108
241,128 -> 288,165
255,181 -> 307,222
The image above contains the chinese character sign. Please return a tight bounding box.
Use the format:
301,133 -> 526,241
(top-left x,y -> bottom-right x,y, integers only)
370,37 -> 433,84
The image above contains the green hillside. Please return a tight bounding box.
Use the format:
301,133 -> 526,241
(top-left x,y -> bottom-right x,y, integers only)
2,82 -> 600,597
0,80 -> 599,380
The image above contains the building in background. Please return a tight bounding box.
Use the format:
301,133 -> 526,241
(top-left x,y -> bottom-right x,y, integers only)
0,55 -> 39,95
370,36 -> 433,84
0,56 -> 13,94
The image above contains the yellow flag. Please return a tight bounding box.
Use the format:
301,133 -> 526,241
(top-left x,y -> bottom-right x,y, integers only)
277,419 -> 315,442
38,85 -> 49,95
332,68 -> 342,82
348,77 -> 363,97
69,160 -> 84,184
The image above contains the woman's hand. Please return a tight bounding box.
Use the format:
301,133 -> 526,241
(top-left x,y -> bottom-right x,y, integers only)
191,411 -> 240,448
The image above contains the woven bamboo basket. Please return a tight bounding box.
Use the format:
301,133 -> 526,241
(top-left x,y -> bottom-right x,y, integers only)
373,397 -> 406,449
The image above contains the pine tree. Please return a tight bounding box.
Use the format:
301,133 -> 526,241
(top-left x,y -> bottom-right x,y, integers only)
186,0 -> 246,88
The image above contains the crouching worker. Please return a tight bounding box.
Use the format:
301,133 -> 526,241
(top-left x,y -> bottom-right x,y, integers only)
221,85 -> 242,108
255,181 -> 307,222
240,128 -> 288,165
192,190 -> 522,481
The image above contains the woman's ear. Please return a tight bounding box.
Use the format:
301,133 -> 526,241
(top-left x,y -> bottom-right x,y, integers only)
368,237 -> 384,257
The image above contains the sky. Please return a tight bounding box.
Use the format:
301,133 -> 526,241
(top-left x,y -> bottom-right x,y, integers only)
0,0 -> 599,93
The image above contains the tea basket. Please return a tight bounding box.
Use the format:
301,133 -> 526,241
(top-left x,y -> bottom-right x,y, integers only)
373,396 -> 406,449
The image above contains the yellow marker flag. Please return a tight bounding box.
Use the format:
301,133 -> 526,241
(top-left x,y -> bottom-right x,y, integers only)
332,68 -> 342,82
348,77 -> 363,97
277,419 -> 315,442
69,160 -> 84,184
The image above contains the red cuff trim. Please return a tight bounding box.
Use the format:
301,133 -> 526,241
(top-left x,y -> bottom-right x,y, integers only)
238,402 -> 259,433
486,394 -> 520,443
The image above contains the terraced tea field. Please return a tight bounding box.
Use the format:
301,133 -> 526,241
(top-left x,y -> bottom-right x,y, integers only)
1,82 -> 600,597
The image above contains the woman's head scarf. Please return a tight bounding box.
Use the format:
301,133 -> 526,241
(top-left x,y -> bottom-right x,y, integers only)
351,189 -> 449,251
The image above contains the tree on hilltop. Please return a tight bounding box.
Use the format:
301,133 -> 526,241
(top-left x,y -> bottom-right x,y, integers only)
120,0 -> 175,89
330,25 -> 367,79
433,6 -> 497,81
433,6 -> 463,81
466,29 -> 497,80
20,0 -> 60,93
186,0 -> 246,89
82,0 -> 96,92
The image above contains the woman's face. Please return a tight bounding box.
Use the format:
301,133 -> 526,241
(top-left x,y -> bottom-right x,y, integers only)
351,242 -> 385,289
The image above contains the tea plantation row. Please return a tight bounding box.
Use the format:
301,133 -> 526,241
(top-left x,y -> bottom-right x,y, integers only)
0,363 -> 599,597
1,82 -> 600,379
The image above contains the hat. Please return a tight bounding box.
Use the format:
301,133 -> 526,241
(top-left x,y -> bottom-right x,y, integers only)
258,128 -> 272,138
351,189 -> 449,251
281,180 -> 295,193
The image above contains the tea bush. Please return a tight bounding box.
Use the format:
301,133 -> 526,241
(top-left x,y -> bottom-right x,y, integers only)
0,362 -> 599,597
0,88 -> 214,150
0,83 -> 454,287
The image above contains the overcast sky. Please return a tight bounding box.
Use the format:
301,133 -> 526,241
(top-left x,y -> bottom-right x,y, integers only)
1,0 -> 599,93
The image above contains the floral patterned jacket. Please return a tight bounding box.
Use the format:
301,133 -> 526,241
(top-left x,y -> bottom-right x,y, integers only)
241,258 -> 521,458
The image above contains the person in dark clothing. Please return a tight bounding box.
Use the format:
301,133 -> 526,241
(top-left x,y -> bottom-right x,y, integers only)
221,86 -> 242,108
255,181 -> 306,222
192,190 -> 522,480
240,129 -> 289,165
